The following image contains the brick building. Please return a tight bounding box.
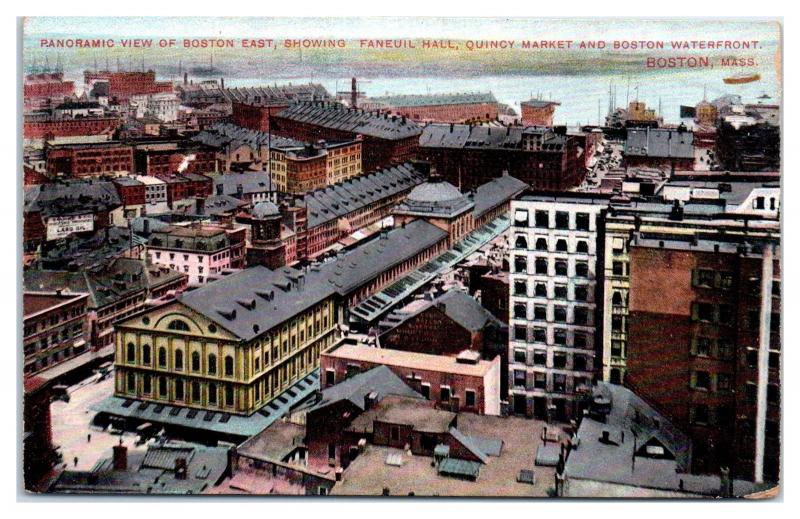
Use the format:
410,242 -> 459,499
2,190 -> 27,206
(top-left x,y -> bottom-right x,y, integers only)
362,92 -> 499,123
625,234 -> 780,483
418,124 -> 586,192
270,101 -> 422,172
321,341 -> 502,416
155,173 -> 213,208
84,69 -> 173,102
24,114 -> 120,141
520,99 -> 560,127
23,376 -> 59,491
131,141 -> 219,176
23,291 -> 90,377
45,141 -> 133,178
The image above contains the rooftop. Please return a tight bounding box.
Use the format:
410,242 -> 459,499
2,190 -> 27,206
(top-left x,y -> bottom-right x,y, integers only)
420,123 -> 567,151
323,342 -> 498,378
347,394 -> 456,435
368,92 -> 497,108
308,365 -> 421,414
394,176 -> 474,218
276,101 -> 423,140
23,291 -> 88,318
624,127 -> 695,159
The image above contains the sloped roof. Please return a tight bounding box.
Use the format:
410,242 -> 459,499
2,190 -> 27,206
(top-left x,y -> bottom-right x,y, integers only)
308,365 -> 421,413
276,101 -> 422,140
369,92 -> 497,108
472,175 -> 528,218
625,127 -> 694,159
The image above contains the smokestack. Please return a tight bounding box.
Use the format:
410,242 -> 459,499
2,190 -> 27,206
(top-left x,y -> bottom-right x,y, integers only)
220,77 -> 225,89
183,72 -> 188,86
351,77 -> 357,109
113,442 -> 128,471
143,219 -> 150,236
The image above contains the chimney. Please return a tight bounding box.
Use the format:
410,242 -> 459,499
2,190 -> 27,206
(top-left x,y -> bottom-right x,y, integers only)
112,442 -> 128,471
364,391 -> 378,410
220,77 -> 225,89
174,457 -> 188,480
216,183 -> 223,196
236,184 -> 244,198
450,123 -> 454,133
183,72 -> 188,86
143,218 -> 150,235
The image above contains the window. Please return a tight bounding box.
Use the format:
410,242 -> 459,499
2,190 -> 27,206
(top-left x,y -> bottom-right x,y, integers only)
535,238 -> 548,251
515,235 -> 528,249
534,372 -> 547,389
167,319 -> 190,332
694,303 -> 714,322
575,262 -> 589,278
208,383 -> 217,405
555,212 -> 569,230
533,328 -> 547,342
694,371 -> 711,390
225,385 -> 234,406
553,352 -> 567,369
694,337 -> 711,357
513,370 -> 526,388
127,372 -> 136,393
768,384 -> 780,405
514,349 -> 527,363
421,384 -> 431,400
574,307 -> 588,325
465,390 -> 476,408
514,326 -> 527,341
514,256 -> 528,273
611,291 -> 623,306
575,213 -> 590,231
390,426 -> 400,441
555,261 -> 568,276
224,355 -> 234,377
534,305 -> 547,321
325,369 -> 335,385
514,304 -> 527,320
127,342 -> 136,363
553,374 -> 567,392
696,269 -> 715,287
555,239 -> 568,252
576,240 -> 589,254
191,351 -> 200,371
534,282 -> 547,297
717,373 -> 732,391
554,306 -> 567,323
612,261 -> 624,276
692,404 -> 710,425
158,376 -> 167,397
158,347 -> 167,367
440,386 -> 451,402
142,344 -> 151,365
514,280 -> 527,296
535,258 -> 548,275
554,329 -> 567,345
574,355 -> 588,371
143,374 -> 152,394
575,333 -> 589,350
533,350 -> 547,366
192,381 -> 201,402
174,379 -> 184,400
554,284 -> 568,299
208,354 -> 217,375
174,350 -> 184,371
535,210 -> 549,227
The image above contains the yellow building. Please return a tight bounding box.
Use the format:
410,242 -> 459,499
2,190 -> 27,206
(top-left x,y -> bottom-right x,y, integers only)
114,265 -> 339,415
270,139 -> 362,194
325,139 -> 362,185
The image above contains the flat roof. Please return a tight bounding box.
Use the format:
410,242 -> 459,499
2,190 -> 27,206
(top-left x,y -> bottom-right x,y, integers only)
23,291 -> 88,318
324,343 -> 496,377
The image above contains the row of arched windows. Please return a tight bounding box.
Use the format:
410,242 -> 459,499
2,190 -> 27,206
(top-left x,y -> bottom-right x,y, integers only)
515,235 -> 590,254
125,342 -> 235,377
125,371 -> 236,406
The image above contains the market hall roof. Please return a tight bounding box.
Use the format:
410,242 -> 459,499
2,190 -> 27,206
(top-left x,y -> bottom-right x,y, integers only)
275,101 -> 423,140
419,123 -> 567,151
368,92 -> 497,108
303,162 -> 426,228
394,176 -> 474,218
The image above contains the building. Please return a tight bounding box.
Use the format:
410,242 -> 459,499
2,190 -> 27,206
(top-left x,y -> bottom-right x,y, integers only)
84,69 -> 173,102
24,112 -> 120,141
211,171 -> 276,204
24,257 -> 188,353
155,173 -> 213,209
508,192 -> 612,421
147,223 -> 247,285
192,123 -> 304,172
111,265 -> 339,417
178,82 -> 329,109
23,179 -> 122,252
716,119 -> 780,172
320,341 -> 501,416
24,71 -> 75,110
520,99 -> 560,127
23,376 -> 60,491
131,140 -> 219,176
23,291 -> 90,378
625,233 -> 780,483
623,127 -> 695,171
50,441 -> 230,494
246,201 -> 285,270
362,92 -> 499,123
418,124 -> 586,192
270,101 -> 422,172
133,174 -> 170,214
606,100 -> 663,129
478,269 -> 509,324
559,382 -> 768,498
270,143 -> 328,194
45,141 -> 133,178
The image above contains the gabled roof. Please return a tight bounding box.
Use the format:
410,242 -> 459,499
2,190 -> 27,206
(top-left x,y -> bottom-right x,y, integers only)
276,101 -> 423,140
369,92 -> 497,108
307,365 -> 421,413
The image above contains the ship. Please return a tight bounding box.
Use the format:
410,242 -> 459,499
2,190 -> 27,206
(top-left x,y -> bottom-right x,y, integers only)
723,73 -> 761,85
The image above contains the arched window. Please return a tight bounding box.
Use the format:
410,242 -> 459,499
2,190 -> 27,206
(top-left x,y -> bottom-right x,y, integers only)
191,351 -> 200,372
224,355 -> 234,377
208,383 -> 218,405
142,344 -> 151,365
143,374 -> 152,394
515,236 -> 528,249
191,381 -> 201,402
225,385 -> 234,406
127,372 -> 136,392
175,350 -> 184,371
612,291 -> 623,306
174,379 -> 184,400
208,354 -> 217,375
126,343 -> 136,363
167,319 -> 190,332
158,376 -> 167,396
158,347 -> 167,368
